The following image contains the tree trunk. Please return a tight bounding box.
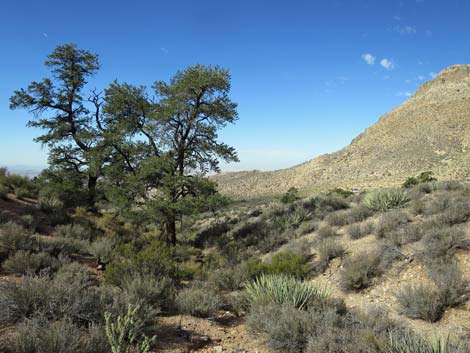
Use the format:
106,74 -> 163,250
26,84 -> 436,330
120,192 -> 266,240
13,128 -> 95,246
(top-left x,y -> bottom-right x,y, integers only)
87,174 -> 98,209
165,214 -> 177,246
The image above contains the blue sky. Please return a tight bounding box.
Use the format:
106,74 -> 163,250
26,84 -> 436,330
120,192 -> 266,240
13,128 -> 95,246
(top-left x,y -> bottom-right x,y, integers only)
1,0 -> 469,172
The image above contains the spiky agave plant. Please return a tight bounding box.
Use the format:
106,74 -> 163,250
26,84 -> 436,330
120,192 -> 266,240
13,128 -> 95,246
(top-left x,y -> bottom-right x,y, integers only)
244,274 -> 330,310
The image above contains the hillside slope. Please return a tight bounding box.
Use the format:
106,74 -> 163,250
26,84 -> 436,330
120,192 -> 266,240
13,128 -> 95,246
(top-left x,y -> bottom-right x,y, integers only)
215,64 -> 470,198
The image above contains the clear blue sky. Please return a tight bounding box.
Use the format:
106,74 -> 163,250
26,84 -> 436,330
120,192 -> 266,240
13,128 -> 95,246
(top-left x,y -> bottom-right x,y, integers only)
1,0 -> 469,171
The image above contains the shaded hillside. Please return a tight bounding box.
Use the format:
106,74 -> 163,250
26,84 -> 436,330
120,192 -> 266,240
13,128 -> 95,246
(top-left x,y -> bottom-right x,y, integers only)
214,64 -> 470,198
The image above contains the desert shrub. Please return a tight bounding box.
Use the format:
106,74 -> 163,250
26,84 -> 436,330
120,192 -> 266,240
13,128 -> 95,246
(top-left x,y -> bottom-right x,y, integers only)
81,324 -> 112,353
244,274 -> 330,309
0,275 -> 50,324
176,283 -> 222,317
14,317 -> 82,353
2,250 -> 62,275
428,261 -> 468,308
387,220 -> 434,246
347,221 -> 374,239
403,171 -> 437,188
20,214 -> 36,230
0,183 -> 8,199
247,304 -> 313,353
317,225 -> 337,238
424,192 -> 470,225
121,274 -> 176,313
53,223 -> 94,241
316,238 -> 345,272
14,187 -> 34,200
229,219 -> 271,247
194,220 -> 231,248
0,173 -> 37,198
358,304 -> 403,335
328,188 -> 354,198
38,236 -> 89,257
104,240 -> 177,285
209,265 -> 249,291
297,220 -> 317,235
88,237 -> 114,263
409,198 -> 426,215
364,188 -> 410,212
340,251 -> 382,291
326,205 -> 372,226
247,303 -> 360,353
281,187 -> 300,204
0,222 -> 35,261
311,195 -> 349,217
376,209 -> 409,239
420,225 -> 470,264
263,251 -> 311,279
395,284 -> 444,322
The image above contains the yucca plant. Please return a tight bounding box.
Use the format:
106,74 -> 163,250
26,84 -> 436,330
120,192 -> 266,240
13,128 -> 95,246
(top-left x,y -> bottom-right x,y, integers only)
244,274 -> 330,310
364,188 -> 410,212
370,332 -> 467,353
104,305 -> 156,353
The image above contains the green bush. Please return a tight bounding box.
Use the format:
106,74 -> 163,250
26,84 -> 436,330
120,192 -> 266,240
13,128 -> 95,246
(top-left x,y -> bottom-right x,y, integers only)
14,187 -> 34,200
424,192 -> 470,225
364,188 -> 410,212
244,274 -> 330,310
395,284 -> 444,322
264,251 -> 311,279
37,195 -> 64,213
104,240 -> 178,285
88,237 -> 114,263
176,283 -> 222,317
403,171 -> 437,188
340,251 -> 382,291
281,187 -> 300,204
2,250 -> 62,275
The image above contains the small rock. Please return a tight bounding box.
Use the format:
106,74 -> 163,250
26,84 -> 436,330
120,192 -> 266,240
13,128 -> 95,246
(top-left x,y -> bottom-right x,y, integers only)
214,346 -> 223,353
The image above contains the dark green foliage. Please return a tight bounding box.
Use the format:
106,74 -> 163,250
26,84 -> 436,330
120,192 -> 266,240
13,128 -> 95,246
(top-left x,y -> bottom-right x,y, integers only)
328,188 -> 354,198
395,284 -> 444,322
340,251 -> 383,291
403,171 -> 437,188
104,240 -> 178,285
263,251 -> 312,279
176,283 -> 222,317
194,220 -> 231,248
281,187 -> 300,204
0,183 -> 8,199
2,251 -> 62,275
0,173 -> 37,199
